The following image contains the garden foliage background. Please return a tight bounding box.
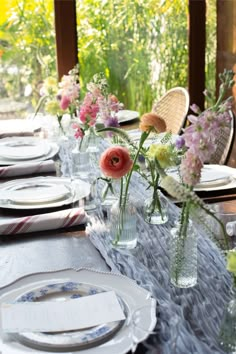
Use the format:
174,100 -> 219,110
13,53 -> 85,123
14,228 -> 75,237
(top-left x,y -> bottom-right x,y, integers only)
0,0 -> 216,113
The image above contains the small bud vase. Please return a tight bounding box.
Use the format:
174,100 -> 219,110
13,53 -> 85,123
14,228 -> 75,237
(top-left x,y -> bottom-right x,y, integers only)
144,190 -> 168,225
218,284 -> 236,353
110,194 -> 137,249
170,219 -> 198,288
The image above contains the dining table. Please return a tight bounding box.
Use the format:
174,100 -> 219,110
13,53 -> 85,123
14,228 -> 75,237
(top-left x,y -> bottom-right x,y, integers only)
0,116 -> 235,354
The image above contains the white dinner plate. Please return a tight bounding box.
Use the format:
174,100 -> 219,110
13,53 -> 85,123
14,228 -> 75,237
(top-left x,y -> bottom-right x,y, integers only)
167,164 -> 236,192
0,139 -> 51,160
12,282 -> 126,352
117,110 -> 139,123
0,137 -> 59,165
128,129 -> 178,146
0,268 -> 156,354
0,177 -> 91,209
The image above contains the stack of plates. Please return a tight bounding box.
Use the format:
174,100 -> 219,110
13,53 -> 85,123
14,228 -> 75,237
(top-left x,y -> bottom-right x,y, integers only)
0,268 -> 157,354
0,137 -> 59,165
0,177 -> 91,209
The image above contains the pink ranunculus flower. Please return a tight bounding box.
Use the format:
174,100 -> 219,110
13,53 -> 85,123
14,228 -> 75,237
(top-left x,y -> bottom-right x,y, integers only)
60,95 -> 71,110
99,146 -> 133,179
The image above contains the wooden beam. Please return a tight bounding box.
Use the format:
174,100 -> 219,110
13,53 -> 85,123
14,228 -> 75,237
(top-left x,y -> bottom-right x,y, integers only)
188,0 -> 206,110
54,0 -> 78,80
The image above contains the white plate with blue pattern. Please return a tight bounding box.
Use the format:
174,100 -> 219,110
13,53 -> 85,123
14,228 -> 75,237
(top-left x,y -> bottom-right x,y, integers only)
12,281 -> 126,352
0,268 -> 157,354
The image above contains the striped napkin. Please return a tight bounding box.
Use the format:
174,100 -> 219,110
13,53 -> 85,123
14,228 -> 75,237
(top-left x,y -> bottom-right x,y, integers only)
0,160 -> 56,178
0,208 -> 88,235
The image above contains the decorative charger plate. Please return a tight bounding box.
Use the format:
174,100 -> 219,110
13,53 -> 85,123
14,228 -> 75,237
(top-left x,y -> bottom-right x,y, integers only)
0,177 -> 91,209
0,268 -> 157,354
0,137 -> 59,165
12,282 -> 126,352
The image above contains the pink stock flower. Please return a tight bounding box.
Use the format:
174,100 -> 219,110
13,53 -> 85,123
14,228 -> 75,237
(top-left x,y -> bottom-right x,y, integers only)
180,150 -> 203,186
72,123 -> 84,139
99,146 -> 133,179
60,95 -> 71,110
79,103 -> 99,125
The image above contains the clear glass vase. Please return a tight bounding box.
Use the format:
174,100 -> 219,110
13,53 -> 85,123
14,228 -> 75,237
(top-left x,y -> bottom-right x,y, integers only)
218,286 -> 236,353
110,194 -> 137,249
71,140 -> 98,211
144,190 -> 168,225
170,220 -> 198,288
71,140 -> 91,180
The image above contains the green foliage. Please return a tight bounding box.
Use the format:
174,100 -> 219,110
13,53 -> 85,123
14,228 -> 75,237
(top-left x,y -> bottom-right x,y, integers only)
205,0 -> 216,104
0,0 -> 216,112
77,0 -> 188,113
0,0 -> 56,103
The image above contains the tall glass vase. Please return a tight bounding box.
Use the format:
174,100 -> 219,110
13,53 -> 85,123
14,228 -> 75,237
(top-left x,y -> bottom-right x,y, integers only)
110,194 -> 137,249
170,219 -> 198,288
218,285 -> 236,353
71,139 -> 98,211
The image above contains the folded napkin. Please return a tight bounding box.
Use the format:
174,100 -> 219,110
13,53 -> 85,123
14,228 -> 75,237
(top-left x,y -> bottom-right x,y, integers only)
0,208 -> 88,235
226,221 -> 236,236
0,160 -> 56,178
0,119 -> 38,138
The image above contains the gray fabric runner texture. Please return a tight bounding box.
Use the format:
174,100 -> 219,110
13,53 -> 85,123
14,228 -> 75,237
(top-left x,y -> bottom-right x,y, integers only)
59,136 -> 232,354
87,174 -> 232,354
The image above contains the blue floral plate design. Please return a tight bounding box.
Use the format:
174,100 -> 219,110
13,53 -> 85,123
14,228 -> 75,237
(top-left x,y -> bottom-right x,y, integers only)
12,282 -> 127,352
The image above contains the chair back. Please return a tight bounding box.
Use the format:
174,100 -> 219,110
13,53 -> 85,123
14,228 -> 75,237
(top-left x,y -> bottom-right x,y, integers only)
208,110 -> 235,165
152,87 -> 189,134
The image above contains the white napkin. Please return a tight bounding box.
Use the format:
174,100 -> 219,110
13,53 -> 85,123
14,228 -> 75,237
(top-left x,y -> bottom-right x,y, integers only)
0,160 -> 56,178
0,208 -> 88,235
0,120 -> 39,138
1,291 -> 125,333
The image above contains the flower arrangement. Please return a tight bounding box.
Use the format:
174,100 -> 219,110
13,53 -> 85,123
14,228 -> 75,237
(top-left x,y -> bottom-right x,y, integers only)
34,65 -> 122,142
72,72 -> 123,149
157,69 -> 235,286
35,65 -> 80,132
98,112 -> 174,244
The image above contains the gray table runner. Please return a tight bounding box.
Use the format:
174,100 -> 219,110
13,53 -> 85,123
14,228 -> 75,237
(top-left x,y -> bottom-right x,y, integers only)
87,173 -> 232,354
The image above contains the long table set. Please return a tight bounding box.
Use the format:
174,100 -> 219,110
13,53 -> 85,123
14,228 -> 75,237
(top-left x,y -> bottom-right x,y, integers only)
0,116 -> 235,354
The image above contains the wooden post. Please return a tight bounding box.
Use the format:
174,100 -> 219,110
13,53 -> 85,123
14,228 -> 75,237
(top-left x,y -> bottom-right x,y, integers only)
188,0 -> 206,111
54,0 -> 78,80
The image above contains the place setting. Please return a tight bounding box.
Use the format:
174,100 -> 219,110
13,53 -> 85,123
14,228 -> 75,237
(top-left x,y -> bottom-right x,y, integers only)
0,137 -> 59,166
0,268 -> 157,354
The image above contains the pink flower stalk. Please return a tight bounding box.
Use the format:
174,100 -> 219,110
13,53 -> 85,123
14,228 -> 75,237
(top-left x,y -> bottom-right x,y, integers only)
180,151 -> 203,186
86,82 -> 102,98
58,75 -> 80,102
60,95 -> 71,110
72,123 -> 84,139
79,102 -> 99,125
180,105 -> 232,186
99,146 -> 133,179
